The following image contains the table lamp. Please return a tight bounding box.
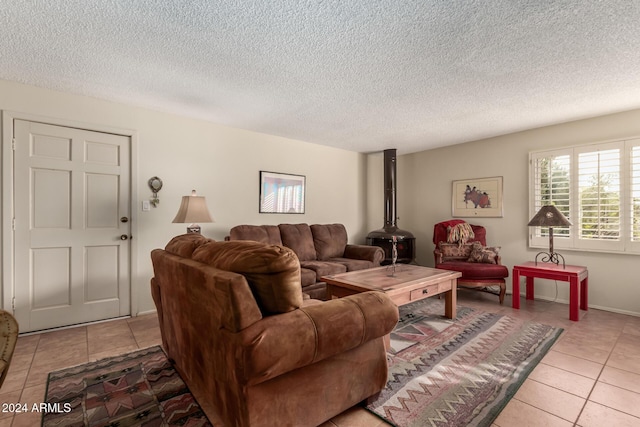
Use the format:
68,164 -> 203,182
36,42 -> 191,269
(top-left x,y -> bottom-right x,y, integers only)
172,190 -> 214,234
527,204 -> 572,268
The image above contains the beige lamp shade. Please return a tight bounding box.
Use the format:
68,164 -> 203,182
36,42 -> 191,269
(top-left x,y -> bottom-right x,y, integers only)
172,190 -> 214,233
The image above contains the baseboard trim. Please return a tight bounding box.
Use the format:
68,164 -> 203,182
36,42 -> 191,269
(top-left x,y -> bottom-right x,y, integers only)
507,292 -> 640,318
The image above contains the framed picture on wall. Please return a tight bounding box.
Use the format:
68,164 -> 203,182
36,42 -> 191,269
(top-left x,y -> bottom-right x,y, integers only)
452,176 -> 503,218
259,171 -> 306,214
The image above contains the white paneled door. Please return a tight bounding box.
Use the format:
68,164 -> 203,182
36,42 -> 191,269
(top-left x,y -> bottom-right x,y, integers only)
13,120 -> 131,332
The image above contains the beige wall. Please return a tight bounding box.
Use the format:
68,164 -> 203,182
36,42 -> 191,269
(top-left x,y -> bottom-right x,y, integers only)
3,78 -> 638,318
389,109 -> 640,316
0,79 -> 368,314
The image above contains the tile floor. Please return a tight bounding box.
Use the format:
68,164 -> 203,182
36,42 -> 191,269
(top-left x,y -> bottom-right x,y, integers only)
1,290 -> 639,427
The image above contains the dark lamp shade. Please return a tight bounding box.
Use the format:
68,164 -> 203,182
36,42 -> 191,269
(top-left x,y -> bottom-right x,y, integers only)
172,190 -> 214,224
527,205 -> 572,227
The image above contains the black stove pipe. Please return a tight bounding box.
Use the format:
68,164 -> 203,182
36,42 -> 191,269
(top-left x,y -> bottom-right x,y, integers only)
366,149 -> 415,264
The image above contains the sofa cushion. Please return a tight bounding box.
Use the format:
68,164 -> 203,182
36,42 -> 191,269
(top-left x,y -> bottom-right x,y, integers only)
300,267 -> 317,286
300,282 -> 327,300
165,233 -> 212,258
192,240 -> 303,314
229,224 -> 283,246
439,260 -> 509,279
279,224 -> 317,261
310,224 -> 348,260
300,260 -> 347,278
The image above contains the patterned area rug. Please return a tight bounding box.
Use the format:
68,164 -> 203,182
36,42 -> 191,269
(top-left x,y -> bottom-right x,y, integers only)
367,298 -> 563,427
43,346 -> 212,427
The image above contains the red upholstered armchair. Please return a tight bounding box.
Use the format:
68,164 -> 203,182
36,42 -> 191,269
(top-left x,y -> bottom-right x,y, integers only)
433,219 -> 508,304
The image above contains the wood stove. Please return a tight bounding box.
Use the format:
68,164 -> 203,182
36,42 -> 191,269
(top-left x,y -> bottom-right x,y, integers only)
366,149 -> 416,264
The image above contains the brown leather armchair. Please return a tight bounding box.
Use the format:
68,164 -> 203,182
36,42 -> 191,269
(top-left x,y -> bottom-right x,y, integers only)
151,234 -> 398,427
0,309 -> 19,388
433,219 -> 508,304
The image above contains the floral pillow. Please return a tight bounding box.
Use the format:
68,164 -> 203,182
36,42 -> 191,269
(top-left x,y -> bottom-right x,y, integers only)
467,241 -> 500,264
438,242 -> 473,259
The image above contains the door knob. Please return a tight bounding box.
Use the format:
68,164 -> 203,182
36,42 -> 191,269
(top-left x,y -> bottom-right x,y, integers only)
120,217 -> 129,223
120,234 -> 129,240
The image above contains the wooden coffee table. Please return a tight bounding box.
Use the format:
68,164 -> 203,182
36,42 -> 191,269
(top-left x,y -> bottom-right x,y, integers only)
322,264 -> 461,318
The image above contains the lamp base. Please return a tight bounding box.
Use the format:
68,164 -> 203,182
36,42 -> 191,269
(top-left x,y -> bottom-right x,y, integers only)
186,224 -> 201,234
534,251 -> 566,268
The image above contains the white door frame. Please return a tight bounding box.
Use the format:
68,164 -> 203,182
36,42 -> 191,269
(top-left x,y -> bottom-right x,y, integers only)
1,111 -> 139,319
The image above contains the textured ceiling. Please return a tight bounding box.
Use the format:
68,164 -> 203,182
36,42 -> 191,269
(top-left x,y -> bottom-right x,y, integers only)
1,1 -> 640,154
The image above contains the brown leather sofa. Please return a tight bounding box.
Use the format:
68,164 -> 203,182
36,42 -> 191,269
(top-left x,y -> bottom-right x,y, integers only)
151,234 -> 398,427
228,223 -> 384,299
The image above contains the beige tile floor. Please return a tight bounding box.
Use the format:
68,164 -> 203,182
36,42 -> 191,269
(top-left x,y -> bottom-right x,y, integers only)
1,290 -> 639,427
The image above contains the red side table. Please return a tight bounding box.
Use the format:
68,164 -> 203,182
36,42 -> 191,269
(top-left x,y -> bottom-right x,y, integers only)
512,261 -> 588,321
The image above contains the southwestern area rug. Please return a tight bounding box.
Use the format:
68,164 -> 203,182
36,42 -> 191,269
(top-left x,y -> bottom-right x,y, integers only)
42,300 -> 562,427
43,345 -> 212,427
366,298 -> 564,427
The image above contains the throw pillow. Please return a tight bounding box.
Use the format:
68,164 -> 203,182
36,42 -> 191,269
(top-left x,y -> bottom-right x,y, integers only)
438,242 -> 473,258
467,241 -> 500,264
446,223 -> 475,244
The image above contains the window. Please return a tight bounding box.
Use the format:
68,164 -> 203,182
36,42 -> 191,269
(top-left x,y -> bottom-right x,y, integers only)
531,151 -> 571,239
530,138 -> 640,254
632,145 -> 640,242
577,147 -> 620,241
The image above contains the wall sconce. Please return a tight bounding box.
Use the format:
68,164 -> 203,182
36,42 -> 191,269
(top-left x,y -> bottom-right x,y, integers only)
172,190 -> 214,234
148,177 -> 163,207
528,204 -> 572,268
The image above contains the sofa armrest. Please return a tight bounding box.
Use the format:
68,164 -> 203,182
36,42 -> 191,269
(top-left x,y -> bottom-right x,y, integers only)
239,291 -> 398,386
344,244 -> 385,265
150,278 -> 167,350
